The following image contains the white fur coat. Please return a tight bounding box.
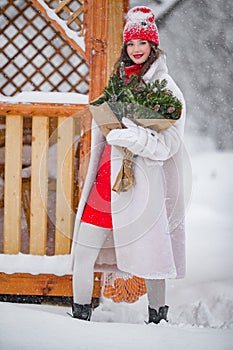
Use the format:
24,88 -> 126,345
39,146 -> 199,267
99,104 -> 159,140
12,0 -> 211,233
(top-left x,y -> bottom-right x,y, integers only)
71,55 -> 187,279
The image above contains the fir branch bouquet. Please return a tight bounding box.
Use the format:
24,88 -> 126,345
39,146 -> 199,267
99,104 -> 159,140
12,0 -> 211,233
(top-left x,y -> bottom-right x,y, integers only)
92,62 -> 182,125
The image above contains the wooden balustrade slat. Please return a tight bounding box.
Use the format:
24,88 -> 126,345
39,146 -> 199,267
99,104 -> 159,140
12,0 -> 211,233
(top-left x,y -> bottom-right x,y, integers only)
55,117 -> 74,255
30,117 -> 49,255
4,115 -> 23,254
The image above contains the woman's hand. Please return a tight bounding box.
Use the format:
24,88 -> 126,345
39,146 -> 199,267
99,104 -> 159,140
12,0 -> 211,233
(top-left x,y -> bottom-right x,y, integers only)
107,117 -> 182,161
106,117 -> 148,154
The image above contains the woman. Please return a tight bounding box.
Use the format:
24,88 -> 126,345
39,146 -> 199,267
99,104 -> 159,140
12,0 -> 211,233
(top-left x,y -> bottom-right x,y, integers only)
71,6 -> 186,323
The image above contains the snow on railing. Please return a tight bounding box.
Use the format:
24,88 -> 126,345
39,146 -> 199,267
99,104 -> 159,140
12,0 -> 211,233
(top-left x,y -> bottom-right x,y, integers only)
0,91 -> 88,105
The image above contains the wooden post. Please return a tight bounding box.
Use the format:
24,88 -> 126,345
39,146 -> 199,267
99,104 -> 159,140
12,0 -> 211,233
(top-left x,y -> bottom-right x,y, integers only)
79,0 -> 127,186
107,0 -> 126,79
78,0 -> 109,195
84,0 -> 108,102
4,115 -> 23,254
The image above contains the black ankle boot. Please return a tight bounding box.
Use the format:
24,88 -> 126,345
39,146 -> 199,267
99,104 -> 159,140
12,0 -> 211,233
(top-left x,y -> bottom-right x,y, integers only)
72,303 -> 92,321
147,305 -> 169,324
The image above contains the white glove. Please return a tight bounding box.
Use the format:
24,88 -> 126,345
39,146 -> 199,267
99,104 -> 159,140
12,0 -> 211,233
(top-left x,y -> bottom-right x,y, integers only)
106,117 -> 148,154
107,116 -> 182,161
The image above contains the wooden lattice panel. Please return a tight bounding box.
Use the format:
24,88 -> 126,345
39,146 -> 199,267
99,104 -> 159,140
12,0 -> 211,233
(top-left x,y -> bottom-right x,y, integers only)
44,0 -> 84,33
0,0 -> 89,96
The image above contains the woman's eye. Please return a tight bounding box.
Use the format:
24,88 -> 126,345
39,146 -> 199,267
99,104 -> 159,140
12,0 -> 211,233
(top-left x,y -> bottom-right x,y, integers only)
140,41 -> 147,45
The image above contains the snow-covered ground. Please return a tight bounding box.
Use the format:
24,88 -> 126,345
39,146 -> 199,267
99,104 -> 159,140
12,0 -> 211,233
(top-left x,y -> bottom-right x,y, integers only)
0,301 -> 232,350
1,0 -> 232,347
0,138 -> 233,349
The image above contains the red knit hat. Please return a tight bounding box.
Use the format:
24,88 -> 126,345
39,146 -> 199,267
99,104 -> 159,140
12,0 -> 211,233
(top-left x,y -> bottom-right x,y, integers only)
123,6 -> 159,46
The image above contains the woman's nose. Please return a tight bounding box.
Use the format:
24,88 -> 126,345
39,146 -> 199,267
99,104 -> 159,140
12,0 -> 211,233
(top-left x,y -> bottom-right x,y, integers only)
133,44 -> 140,52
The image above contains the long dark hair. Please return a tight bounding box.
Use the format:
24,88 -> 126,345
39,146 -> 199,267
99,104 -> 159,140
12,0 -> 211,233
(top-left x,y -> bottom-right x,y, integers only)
114,41 -> 164,78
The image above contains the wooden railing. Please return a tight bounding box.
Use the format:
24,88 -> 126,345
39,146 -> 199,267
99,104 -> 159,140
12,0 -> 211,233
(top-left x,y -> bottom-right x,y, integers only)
0,102 -> 104,298
0,102 -> 86,256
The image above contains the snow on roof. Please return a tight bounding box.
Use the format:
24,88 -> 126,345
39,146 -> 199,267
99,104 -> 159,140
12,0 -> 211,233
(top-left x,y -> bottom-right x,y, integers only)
0,91 -> 89,104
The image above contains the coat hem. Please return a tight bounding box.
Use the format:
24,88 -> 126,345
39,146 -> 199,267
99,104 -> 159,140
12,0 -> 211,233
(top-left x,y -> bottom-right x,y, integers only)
94,263 -> 181,279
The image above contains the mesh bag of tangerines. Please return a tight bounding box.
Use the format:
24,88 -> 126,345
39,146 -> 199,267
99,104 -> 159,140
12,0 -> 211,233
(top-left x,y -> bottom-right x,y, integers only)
102,273 -> 147,303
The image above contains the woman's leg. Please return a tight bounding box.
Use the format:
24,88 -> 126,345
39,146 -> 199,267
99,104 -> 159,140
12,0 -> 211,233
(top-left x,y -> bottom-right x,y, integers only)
145,279 -> 169,324
72,222 -> 111,305
145,279 -> 166,310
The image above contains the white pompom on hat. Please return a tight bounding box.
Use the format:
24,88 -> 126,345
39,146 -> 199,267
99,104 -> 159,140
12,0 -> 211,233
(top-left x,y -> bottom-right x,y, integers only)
123,6 -> 159,46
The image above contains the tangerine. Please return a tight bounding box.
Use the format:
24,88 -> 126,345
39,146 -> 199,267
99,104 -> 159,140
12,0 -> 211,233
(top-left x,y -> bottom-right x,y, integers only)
103,285 -> 116,298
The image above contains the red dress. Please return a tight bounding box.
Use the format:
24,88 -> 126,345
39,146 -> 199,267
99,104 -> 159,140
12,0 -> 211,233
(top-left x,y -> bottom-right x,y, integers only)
81,64 -> 142,229
81,143 -> 113,228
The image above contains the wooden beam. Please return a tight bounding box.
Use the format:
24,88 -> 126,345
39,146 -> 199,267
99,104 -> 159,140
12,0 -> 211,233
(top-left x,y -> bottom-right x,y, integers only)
0,103 -> 86,117
0,272 -> 102,298
30,0 -> 87,61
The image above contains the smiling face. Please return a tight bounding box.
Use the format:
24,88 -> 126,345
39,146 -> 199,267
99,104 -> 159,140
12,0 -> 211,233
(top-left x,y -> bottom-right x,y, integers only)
126,39 -> 151,64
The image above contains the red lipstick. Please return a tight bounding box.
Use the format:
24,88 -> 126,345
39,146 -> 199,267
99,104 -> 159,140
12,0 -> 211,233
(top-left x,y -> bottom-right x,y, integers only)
133,54 -> 143,59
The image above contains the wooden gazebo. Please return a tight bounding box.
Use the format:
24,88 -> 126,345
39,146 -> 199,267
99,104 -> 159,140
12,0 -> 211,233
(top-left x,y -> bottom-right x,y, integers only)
0,0 -> 128,299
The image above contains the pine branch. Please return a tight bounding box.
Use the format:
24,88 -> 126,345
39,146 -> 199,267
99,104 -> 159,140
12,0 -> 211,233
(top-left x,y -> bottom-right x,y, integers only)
92,64 -> 182,121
